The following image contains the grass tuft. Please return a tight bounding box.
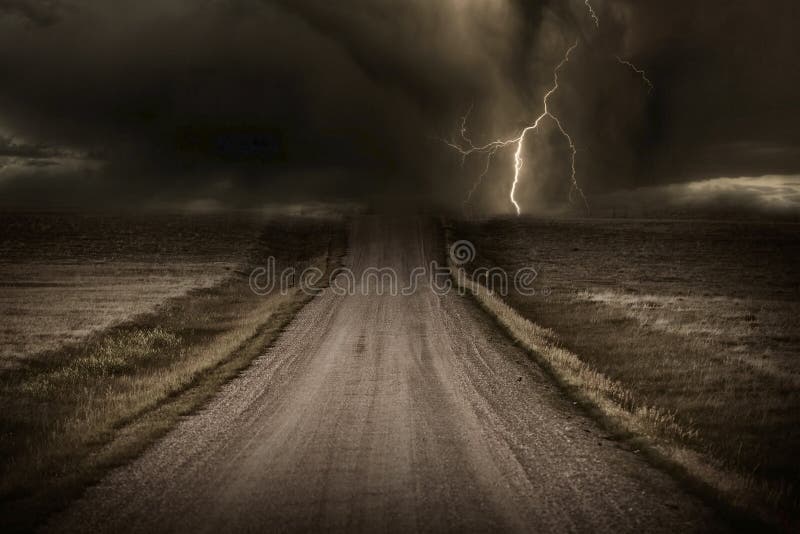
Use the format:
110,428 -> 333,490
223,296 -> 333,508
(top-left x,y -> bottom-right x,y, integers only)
0,218 -> 347,532
446,219 -> 799,529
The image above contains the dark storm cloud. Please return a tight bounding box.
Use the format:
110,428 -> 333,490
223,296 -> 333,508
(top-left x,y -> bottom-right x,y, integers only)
592,175 -> 800,219
606,0 -> 800,183
0,0 -> 798,212
0,0 -> 65,26
495,0 -> 800,213
0,136 -> 64,159
0,0 -> 517,207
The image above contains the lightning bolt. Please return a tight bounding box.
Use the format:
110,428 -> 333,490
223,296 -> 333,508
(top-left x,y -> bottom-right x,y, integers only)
459,104 -> 475,151
588,5 -> 653,95
446,41 -> 587,215
616,56 -> 654,94
464,145 -> 498,207
585,0 -> 599,27
445,1 -> 655,216
454,106 -> 499,208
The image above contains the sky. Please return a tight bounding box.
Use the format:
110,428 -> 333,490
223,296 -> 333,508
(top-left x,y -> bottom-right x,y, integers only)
0,0 -> 798,215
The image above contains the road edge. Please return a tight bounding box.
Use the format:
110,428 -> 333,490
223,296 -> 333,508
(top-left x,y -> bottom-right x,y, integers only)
1,221 -> 349,533
442,220 -> 784,532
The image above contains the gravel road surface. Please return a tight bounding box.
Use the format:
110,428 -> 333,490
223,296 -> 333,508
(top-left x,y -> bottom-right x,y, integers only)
46,216 -> 724,533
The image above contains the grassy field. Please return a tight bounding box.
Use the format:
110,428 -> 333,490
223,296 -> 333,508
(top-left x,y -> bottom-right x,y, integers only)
0,212 -> 346,532
0,212 -> 265,367
450,217 -> 800,525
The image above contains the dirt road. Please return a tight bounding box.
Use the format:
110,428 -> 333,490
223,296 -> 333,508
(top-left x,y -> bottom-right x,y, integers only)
47,217 -> 724,533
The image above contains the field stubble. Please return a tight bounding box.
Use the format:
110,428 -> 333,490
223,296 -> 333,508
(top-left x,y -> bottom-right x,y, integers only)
0,212 -> 346,532
0,213 -> 266,366
451,217 -> 800,526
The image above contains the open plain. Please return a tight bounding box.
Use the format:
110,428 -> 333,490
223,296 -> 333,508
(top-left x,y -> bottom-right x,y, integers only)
453,217 -> 800,521
40,216 -> 727,533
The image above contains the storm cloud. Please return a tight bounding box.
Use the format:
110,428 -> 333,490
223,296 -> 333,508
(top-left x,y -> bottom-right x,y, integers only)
0,0 -> 798,213
0,0 -> 67,27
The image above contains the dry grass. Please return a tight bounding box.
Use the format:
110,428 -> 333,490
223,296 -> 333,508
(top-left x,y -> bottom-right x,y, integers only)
448,218 -> 800,527
0,262 -> 238,366
0,215 -> 346,532
0,212 -> 265,367
451,264 -> 696,436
